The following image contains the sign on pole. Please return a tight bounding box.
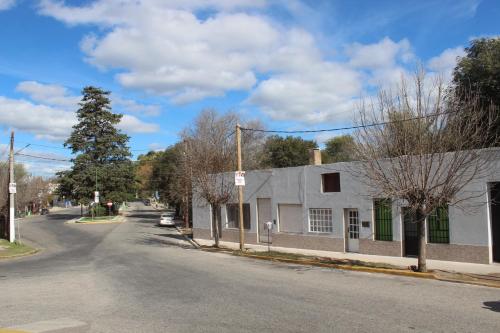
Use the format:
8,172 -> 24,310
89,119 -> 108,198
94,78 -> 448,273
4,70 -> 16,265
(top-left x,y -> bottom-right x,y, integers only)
107,202 -> 113,207
94,191 -> 99,203
235,171 -> 245,186
8,182 -> 16,194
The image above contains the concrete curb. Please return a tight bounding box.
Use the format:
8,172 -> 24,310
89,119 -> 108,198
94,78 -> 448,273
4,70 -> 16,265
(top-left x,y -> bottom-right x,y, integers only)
202,248 -> 500,288
66,216 -> 124,224
204,249 -> 435,280
0,248 -> 39,260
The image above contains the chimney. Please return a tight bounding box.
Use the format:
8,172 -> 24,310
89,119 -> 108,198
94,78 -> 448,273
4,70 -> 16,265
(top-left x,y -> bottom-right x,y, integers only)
309,148 -> 322,165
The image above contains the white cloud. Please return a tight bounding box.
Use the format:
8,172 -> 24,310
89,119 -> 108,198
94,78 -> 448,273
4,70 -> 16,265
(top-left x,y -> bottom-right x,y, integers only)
112,96 -> 161,116
148,142 -> 166,152
347,37 -> 413,69
427,46 -> 465,79
16,81 -> 80,108
0,0 -> 15,11
248,62 -> 361,124
39,2 -> 433,124
1,81 -> 160,141
0,96 -> 76,141
118,114 -> 160,133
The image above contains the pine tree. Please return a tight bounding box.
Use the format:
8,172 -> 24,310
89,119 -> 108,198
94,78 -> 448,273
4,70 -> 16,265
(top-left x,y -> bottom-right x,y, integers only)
58,86 -> 135,205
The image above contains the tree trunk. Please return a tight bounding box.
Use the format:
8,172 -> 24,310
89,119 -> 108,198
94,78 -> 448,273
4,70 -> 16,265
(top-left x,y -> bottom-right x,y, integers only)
416,209 -> 427,272
212,205 -> 220,248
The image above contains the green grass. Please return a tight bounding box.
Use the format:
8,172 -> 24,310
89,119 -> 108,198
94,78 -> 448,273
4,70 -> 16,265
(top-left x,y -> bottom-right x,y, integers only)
0,239 -> 36,258
78,215 -> 118,222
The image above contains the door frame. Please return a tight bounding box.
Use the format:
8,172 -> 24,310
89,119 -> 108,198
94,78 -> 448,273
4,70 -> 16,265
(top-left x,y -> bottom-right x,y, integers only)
402,207 -> 419,258
344,208 -> 360,253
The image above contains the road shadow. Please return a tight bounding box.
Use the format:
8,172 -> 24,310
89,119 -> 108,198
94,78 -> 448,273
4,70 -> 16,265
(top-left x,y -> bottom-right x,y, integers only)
483,301 -> 500,312
135,235 -> 194,249
46,214 -> 82,221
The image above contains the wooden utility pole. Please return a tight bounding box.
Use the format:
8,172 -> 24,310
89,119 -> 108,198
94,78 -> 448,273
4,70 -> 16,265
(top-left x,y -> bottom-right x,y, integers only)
8,131 -> 15,243
184,139 -> 190,229
236,124 -> 244,251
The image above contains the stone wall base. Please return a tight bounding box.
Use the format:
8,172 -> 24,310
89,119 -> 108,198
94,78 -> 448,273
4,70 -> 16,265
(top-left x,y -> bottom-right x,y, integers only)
427,243 -> 489,264
359,239 -> 402,257
194,228 -> 491,264
272,233 -> 344,252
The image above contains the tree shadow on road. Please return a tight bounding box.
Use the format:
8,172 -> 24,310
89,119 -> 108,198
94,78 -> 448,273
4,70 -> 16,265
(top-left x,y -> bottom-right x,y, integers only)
134,235 -> 194,249
483,301 -> 500,312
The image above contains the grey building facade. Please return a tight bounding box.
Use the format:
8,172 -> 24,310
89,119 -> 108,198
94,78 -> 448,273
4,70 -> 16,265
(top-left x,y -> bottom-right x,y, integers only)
193,155 -> 500,264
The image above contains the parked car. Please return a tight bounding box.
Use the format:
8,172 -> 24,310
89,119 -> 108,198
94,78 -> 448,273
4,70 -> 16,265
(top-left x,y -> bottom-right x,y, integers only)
144,199 -> 151,206
159,212 -> 175,226
41,208 -> 49,215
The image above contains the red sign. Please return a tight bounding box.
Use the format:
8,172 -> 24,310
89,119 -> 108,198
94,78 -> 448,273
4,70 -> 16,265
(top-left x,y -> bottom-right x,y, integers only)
107,202 -> 113,207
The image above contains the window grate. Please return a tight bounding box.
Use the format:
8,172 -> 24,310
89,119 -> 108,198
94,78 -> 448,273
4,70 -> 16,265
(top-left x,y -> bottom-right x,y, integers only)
428,206 -> 449,243
374,199 -> 392,241
309,208 -> 333,233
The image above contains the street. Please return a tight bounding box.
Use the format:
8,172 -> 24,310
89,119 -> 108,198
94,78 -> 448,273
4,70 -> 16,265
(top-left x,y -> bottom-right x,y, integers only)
1,202 -> 499,332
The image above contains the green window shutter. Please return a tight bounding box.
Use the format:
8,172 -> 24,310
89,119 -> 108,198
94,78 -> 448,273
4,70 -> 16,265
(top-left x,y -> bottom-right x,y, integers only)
374,199 -> 392,241
428,206 -> 449,243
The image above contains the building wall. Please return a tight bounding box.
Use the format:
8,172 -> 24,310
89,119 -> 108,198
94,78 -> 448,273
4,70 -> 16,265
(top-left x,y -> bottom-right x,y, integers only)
193,152 -> 500,264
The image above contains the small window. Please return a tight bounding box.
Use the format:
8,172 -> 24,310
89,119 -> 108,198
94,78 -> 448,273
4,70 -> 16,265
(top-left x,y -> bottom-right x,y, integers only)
428,206 -> 449,244
226,203 -> 251,229
322,173 -> 340,192
309,208 -> 333,233
374,199 -> 392,241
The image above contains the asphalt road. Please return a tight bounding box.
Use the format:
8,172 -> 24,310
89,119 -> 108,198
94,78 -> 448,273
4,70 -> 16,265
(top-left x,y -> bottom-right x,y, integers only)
1,202 -> 499,332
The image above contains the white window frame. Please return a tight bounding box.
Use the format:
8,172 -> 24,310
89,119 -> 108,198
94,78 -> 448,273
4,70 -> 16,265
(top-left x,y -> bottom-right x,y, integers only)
308,208 -> 333,233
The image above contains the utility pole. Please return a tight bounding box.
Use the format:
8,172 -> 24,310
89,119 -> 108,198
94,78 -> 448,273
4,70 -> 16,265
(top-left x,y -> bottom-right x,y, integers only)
236,124 -> 244,251
8,131 -> 15,243
184,140 -> 190,229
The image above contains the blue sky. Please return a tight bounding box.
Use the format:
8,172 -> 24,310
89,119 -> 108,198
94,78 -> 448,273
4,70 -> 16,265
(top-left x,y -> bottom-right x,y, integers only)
0,0 -> 498,176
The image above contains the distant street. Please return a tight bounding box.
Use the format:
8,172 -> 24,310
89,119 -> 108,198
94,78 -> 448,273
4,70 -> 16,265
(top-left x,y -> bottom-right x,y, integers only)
1,202 -> 499,332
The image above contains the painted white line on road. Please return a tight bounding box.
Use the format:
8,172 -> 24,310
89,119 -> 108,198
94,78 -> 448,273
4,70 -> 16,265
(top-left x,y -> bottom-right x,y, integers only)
8,318 -> 87,332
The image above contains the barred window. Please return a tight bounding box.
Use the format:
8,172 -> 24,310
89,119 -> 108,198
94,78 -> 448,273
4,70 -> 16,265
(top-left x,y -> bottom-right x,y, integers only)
226,203 -> 251,229
309,208 -> 333,233
374,199 -> 392,241
428,206 -> 449,243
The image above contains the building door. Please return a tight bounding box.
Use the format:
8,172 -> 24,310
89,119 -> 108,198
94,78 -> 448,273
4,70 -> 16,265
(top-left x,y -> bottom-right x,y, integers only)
403,208 -> 418,257
278,204 -> 303,233
346,209 -> 359,252
491,183 -> 500,263
257,198 -> 272,243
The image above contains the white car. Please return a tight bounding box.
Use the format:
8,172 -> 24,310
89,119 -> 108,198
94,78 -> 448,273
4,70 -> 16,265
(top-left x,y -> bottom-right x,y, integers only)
159,213 -> 175,226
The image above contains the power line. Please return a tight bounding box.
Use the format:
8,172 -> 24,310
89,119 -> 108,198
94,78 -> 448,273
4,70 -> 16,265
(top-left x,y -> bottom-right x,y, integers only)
240,110 -> 459,134
15,153 -> 71,162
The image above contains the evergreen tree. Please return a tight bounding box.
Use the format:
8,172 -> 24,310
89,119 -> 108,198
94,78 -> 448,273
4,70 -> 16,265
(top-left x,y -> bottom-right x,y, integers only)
452,37 -> 500,146
58,86 -> 135,204
261,135 -> 317,168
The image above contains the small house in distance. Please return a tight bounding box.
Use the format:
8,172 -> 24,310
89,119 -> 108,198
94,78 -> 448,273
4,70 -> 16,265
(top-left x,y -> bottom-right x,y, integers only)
192,150 -> 500,265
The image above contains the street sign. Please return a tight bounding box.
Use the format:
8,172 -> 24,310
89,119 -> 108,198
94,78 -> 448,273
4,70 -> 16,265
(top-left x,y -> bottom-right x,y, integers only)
107,202 -> 113,207
235,171 -> 245,186
94,191 -> 99,203
8,182 -> 16,194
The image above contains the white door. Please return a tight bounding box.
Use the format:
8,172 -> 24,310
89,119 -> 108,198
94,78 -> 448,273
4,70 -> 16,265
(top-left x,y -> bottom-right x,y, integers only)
346,209 -> 359,252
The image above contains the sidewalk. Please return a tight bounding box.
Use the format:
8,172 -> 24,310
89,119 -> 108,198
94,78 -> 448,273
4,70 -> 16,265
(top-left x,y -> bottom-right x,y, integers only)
195,239 -> 500,275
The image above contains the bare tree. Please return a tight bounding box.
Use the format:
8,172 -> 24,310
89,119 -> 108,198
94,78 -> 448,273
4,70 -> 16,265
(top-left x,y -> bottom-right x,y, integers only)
353,70 -> 499,272
183,109 -> 265,247
183,110 -> 235,247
